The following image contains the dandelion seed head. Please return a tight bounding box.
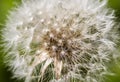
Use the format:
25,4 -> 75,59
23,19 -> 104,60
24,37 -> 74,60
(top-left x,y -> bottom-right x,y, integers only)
2,0 -> 119,82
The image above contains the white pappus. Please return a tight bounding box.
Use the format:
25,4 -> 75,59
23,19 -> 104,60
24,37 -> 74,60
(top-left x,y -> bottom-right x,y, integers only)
2,0 -> 119,82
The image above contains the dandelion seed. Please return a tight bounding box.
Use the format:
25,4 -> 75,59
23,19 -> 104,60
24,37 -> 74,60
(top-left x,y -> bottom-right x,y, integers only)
40,19 -> 45,23
2,0 -> 119,82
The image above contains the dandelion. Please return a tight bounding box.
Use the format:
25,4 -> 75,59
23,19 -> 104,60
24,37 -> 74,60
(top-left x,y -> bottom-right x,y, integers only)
2,0 -> 119,82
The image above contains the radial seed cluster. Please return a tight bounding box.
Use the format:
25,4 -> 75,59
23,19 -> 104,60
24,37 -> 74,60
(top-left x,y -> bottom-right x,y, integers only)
2,0 -> 118,82
41,26 -> 82,60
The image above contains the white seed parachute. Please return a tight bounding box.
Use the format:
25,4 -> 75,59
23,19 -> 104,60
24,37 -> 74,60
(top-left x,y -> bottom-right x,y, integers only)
2,0 -> 119,82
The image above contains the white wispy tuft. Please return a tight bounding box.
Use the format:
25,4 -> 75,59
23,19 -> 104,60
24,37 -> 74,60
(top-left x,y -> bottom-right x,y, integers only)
2,0 -> 119,82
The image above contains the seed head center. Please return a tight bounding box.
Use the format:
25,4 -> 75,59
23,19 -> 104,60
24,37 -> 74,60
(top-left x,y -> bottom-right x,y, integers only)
41,27 -> 81,61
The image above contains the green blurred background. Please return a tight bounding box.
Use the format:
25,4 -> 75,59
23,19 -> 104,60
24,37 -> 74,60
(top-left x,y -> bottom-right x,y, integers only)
0,0 -> 120,82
